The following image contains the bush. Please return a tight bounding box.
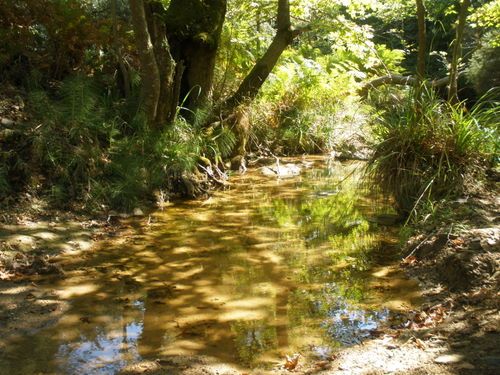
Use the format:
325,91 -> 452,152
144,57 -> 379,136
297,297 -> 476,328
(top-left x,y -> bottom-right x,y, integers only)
248,53 -> 369,156
467,30 -> 500,99
368,88 -> 498,217
29,75 -> 116,207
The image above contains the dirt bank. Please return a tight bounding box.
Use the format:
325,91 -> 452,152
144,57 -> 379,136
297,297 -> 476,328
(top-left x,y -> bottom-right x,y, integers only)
0,201 -> 111,351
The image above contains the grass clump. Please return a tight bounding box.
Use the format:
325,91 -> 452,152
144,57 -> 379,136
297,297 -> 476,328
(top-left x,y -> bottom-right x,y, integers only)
368,88 -> 498,217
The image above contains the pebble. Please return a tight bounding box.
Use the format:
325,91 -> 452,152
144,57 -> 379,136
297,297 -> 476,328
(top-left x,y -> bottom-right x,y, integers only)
1,117 -> 15,126
434,354 -> 464,364
133,208 -> 144,216
456,362 -> 475,370
450,340 -> 471,348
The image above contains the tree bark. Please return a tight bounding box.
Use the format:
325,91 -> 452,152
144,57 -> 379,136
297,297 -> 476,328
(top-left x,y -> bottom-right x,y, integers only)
415,0 -> 426,82
129,0 -> 161,126
112,0 -> 130,98
129,0 -> 176,128
225,0 -> 304,109
165,0 -> 227,111
448,0 -> 471,104
145,1 -> 176,125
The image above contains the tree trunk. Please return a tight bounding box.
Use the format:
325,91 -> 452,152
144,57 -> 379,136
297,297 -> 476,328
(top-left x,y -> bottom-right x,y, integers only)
112,0 -> 130,98
129,0 -> 161,126
129,0 -> 177,128
145,1 -> 176,125
448,0 -> 471,104
225,0 -> 303,109
415,0 -> 426,82
165,0 -> 227,111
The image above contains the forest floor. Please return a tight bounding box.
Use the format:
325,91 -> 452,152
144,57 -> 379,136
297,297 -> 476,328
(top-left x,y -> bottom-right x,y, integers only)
0,178 -> 498,375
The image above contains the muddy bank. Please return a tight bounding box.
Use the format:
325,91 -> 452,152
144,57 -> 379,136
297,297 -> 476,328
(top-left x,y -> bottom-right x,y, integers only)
0,205 -> 113,351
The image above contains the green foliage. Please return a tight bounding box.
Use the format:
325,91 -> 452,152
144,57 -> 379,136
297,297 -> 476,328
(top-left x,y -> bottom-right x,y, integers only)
467,30 -> 500,98
16,69 -> 241,210
368,88 -> 498,217
30,74 -> 117,206
248,51 -> 374,155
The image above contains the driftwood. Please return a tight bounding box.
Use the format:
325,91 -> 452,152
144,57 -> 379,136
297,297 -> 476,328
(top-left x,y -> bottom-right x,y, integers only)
358,73 -> 463,98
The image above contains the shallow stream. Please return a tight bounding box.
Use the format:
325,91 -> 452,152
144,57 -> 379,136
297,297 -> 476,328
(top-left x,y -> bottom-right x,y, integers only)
0,157 -> 421,374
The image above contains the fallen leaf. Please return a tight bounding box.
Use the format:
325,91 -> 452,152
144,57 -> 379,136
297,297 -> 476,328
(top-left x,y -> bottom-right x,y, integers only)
284,354 -> 300,371
414,338 -> 426,350
401,255 -> 418,267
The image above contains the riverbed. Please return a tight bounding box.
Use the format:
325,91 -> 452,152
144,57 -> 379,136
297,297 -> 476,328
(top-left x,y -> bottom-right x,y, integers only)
0,157 -> 422,374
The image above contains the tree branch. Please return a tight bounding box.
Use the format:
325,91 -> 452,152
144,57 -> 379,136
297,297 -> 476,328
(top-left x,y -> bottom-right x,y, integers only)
225,0 -> 305,109
359,73 -> 463,98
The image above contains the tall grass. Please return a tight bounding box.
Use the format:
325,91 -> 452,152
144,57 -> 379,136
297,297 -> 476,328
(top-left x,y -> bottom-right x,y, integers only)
368,87 -> 498,217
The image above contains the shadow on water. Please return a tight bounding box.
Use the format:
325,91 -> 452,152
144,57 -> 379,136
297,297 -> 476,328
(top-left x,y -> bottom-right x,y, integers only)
0,157 -> 422,374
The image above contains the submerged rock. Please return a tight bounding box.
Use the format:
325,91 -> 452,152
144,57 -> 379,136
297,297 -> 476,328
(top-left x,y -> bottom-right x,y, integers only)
434,354 -> 464,364
261,162 -> 301,178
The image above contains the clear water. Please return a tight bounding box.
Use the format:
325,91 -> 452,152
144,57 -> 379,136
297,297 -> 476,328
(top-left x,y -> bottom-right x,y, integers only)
0,157 -> 421,374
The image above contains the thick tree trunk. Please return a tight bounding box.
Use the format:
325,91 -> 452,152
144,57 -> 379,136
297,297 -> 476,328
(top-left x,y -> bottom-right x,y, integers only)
448,0 -> 471,104
225,0 -> 303,109
129,0 -> 161,126
129,0 -> 176,128
145,1 -> 176,125
165,0 -> 227,111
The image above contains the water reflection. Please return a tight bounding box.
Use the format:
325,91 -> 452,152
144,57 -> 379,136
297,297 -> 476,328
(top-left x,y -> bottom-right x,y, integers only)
0,157 -> 421,374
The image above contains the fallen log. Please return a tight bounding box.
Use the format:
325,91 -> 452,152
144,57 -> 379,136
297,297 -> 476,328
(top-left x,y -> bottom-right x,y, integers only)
358,73 -> 462,98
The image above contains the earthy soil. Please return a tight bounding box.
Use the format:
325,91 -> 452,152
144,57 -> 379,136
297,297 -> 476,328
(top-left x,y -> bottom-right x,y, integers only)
1,187 -> 498,375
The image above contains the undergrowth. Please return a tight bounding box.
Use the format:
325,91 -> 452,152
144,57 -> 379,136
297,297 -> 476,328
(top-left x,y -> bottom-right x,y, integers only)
248,53 -> 370,156
368,87 -> 499,219
22,74 -> 236,211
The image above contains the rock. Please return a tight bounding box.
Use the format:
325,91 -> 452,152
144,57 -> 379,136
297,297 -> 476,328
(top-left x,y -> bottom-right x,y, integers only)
1,117 -> 15,127
6,235 -> 37,252
133,208 -> 144,216
434,354 -> 464,364
456,362 -> 475,370
437,252 -> 496,291
368,213 -> 401,226
261,162 -> 301,178
450,340 -> 471,348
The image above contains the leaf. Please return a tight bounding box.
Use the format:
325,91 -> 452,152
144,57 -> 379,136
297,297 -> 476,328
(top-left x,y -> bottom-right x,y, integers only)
400,255 -> 418,267
414,338 -> 426,350
284,354 -> 300,371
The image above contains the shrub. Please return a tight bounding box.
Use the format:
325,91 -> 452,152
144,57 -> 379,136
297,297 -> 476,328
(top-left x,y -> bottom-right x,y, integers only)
368,87 -> 498,217
249,53 -> 369,156
29,74 -> 116,207
467,30 -> 500,99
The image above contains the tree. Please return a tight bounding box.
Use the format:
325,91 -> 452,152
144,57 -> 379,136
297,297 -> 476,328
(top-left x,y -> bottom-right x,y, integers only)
128,0 -> 302,128
448,0 -> 471,104
225,0 -> 305,109
128,0 -> 176,127
415,0 -> 426,82
165,0 -> 227,111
